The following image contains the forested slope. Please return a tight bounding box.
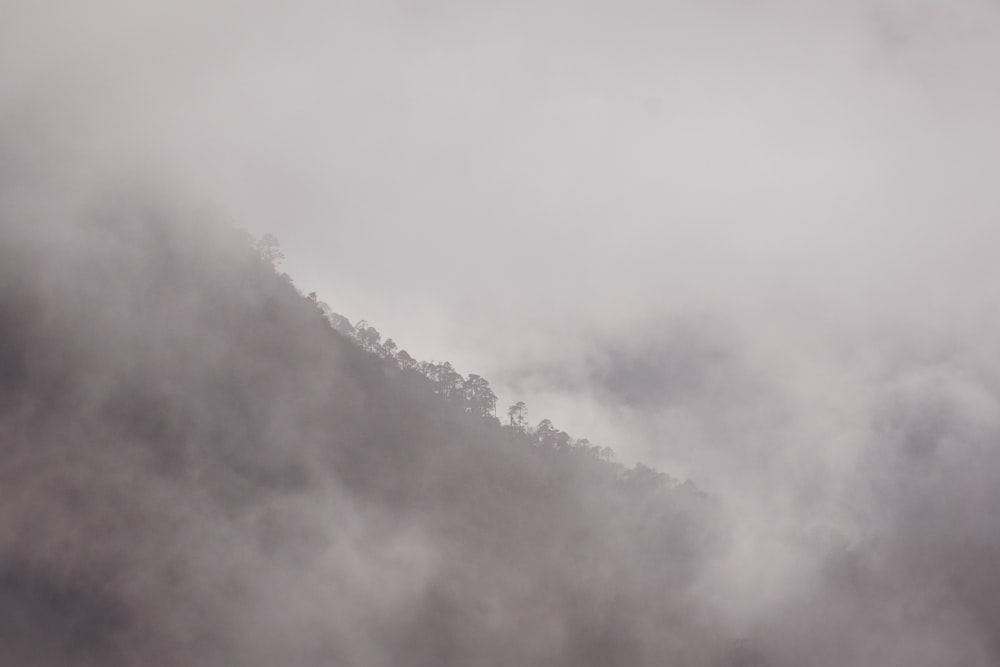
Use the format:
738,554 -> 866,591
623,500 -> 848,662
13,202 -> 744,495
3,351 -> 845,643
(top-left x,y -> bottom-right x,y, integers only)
0,206 -> 729,666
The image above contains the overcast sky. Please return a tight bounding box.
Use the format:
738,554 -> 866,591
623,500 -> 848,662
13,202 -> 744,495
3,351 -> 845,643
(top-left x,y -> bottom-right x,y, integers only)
5,0 -> 1000,483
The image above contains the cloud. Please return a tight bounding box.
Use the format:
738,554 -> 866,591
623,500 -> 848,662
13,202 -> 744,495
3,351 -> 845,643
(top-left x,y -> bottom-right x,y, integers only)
7,1 -> 1000,663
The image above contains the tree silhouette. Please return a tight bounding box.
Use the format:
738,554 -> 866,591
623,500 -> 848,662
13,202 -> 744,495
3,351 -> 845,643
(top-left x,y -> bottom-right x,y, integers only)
309,300 -> 626,468
328,312 -> 356,337
535,419 -> 556,447
396,350 -> 416,371
507,402 -> 528,430
360,327 -> 382,354
434,362 -> 464,399
255,233 -> 285,267
354,321 -> 383,354
463,374 -> 497,418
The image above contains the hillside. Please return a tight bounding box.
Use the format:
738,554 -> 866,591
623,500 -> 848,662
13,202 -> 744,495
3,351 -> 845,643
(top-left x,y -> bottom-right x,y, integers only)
0,204 -> 729,666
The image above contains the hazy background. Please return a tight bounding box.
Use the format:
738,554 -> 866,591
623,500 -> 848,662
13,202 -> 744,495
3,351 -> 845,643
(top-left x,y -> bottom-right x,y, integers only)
6,0 -> 1000,542
6,1 -> 1000,662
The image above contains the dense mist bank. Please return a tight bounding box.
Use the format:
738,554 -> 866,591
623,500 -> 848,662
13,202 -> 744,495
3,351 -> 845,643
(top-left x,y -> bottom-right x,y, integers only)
4,183 -> 1000,666
6,0 -> 1000,663
0,198 -> 731,665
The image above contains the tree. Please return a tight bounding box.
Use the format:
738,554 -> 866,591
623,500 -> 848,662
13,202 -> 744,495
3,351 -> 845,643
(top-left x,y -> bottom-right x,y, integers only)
553,430 -> 572,450
507,402 -> 528,430
420,362 -> 463,399
382,338 -> 398,359
328,313 -> 356,338
314,299 -> 335,322
464,374 -> 497,418
255,233 -> 285,267
535,419 -> 557,447
623,462 -> 672,493
530,419 -> 571,449
574,439 -> 604,459
396,350 -> 416,371
358,325 -> 382,354
435,362 -> 464,399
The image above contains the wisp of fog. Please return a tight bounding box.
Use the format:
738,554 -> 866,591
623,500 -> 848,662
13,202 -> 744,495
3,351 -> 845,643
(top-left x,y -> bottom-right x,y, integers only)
4,0 -> 1000,665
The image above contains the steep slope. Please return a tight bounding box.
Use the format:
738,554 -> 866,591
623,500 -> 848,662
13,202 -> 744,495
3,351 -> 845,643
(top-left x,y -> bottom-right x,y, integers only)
0,203 -> 727,666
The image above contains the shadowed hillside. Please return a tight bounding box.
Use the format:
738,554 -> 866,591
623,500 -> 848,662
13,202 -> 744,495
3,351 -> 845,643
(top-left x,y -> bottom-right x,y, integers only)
8,189 -> 1000,666
0,203 -> 730,666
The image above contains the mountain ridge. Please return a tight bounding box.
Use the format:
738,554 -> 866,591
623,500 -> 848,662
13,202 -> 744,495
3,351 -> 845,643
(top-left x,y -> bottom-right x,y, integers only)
0,205 -> 728,666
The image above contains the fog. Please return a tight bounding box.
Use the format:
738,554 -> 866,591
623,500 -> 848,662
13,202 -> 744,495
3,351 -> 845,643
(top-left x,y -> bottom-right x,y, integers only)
9,2 -> 1000,362
11,14 -> 1000,344
5,0 -> 1000,664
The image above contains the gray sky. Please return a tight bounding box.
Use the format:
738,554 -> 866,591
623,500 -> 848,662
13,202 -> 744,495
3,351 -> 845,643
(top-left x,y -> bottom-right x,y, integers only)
5,0 -> 1000,475
9,3 -> 1000,659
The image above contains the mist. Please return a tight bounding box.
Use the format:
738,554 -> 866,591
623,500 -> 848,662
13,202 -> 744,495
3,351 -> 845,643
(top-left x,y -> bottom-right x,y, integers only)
5,0 -> 1000,664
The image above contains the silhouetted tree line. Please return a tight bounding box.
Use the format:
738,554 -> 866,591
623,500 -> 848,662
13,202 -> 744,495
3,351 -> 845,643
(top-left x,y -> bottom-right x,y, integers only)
0,214 -> 738,667
2,185 -> 997,666
324,307 -> 630,459
254,233 -> 629,466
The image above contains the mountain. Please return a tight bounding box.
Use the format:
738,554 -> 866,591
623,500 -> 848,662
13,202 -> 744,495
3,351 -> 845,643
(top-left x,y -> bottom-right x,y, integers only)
0,201 -> 729,666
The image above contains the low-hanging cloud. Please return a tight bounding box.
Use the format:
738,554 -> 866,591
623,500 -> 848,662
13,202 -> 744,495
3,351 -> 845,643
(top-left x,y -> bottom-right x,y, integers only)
6,0 -> 1000,664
